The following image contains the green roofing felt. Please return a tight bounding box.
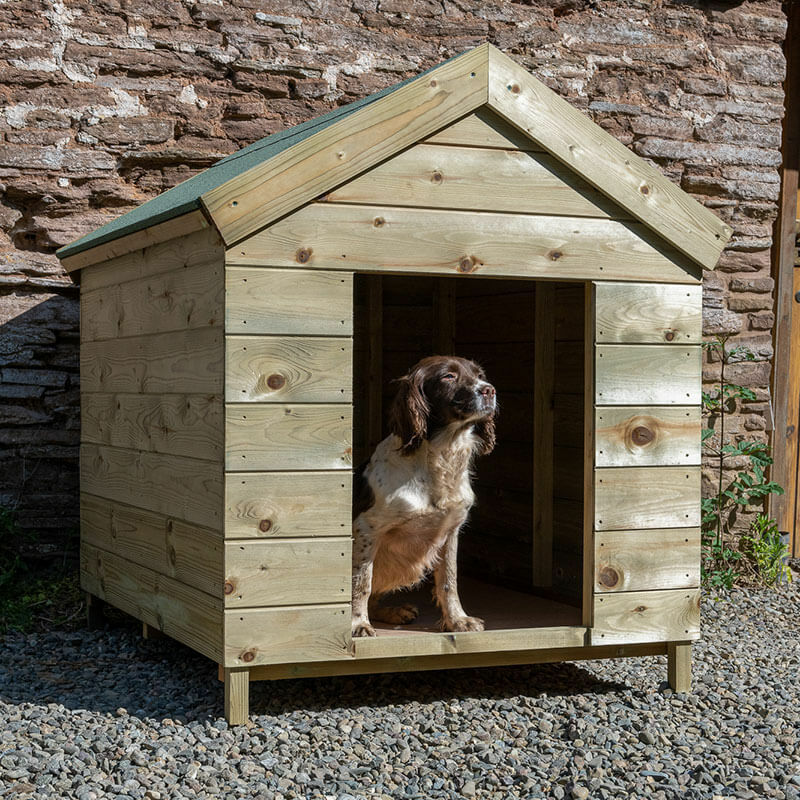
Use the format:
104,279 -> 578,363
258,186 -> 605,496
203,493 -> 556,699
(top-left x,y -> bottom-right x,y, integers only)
57,56 -> 458,260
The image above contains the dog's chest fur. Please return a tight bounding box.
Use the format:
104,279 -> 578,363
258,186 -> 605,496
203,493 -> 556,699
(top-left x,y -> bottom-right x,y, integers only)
355,425 -> 477,595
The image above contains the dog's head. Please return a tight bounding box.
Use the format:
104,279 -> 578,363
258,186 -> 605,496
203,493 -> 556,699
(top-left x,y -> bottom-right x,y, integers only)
389,355 -> 497,456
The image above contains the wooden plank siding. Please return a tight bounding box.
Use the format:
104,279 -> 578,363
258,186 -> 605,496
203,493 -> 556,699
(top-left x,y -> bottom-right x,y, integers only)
82,543 -> 223,662
81,494 -> 222,598
223,263 -> 354,667
321,143 -> 630,219
229,203 -> 701,285
80,258 -> 224,342
79,227 -> 226,657
422,107 -> 543,150
225,472 -> 351,539
81,393 -> 223,461
589,281 -> 702,645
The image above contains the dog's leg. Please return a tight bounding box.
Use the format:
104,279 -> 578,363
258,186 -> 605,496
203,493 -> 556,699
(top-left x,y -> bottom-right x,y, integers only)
434,523 -> 484,632
351,515 -> 376,637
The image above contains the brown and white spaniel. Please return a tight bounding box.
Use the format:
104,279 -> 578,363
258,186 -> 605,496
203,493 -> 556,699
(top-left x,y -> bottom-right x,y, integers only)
351,356 -> 497,637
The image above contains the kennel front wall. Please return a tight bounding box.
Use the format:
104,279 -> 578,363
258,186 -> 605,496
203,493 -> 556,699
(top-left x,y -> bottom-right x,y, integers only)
220,109 -> 704,669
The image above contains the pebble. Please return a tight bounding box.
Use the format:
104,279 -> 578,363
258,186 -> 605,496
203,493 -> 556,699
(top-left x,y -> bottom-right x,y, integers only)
1,587 -> 799,798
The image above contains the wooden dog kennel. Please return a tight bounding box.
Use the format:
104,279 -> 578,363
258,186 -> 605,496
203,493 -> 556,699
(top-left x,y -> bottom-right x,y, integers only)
58,44 -> 731,724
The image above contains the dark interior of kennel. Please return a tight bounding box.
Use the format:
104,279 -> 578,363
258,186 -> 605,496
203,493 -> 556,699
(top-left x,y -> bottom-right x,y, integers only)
353,275 -> 586,630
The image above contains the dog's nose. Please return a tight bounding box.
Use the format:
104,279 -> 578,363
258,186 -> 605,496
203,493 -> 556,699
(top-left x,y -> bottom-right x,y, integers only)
480,384 -> 496,399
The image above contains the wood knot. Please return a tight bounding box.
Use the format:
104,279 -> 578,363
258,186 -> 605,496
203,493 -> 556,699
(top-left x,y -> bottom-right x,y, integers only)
241,650 -> 255,663
634,605 -> 647,613
295,247 -> 312,264
429,79 -> 437,88
373,216 -> 385,227
259,519 -> 272,533
598,566 -> 619,588
631,425 -> 654,446
431,171 -> 443,184
224,580 -> 235,595
664,329 -> 676,342
548,250 -> 563,261
508,83 -> 521,94
640,184 -> 650,196
457,256 -> 478,273
267,373 -> 285,390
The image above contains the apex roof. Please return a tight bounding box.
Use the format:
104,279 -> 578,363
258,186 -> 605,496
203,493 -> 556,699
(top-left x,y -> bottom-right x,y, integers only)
59,44 -> 731,272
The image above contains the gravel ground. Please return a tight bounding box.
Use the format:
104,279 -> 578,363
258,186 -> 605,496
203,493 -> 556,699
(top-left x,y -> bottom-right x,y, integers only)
1,585 -> 798,800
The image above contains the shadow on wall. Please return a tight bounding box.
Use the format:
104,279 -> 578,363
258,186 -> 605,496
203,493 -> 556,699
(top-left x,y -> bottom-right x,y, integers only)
0,289 -> 80,554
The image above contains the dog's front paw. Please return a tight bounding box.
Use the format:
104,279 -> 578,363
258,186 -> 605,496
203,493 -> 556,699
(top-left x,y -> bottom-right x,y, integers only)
444,615 -> 484,632
352,620 -> 377,637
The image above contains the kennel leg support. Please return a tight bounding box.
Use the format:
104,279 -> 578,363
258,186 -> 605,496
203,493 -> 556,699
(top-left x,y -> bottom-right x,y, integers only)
224,667 -> 250,725
667,642 -> 692,693
85,592 -> 106,630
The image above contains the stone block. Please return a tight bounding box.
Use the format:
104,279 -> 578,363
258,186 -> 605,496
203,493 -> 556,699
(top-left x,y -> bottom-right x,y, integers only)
703,308 -> 742,336
88,118 -> 174,146
748,312 -> 774,331
729,277 -> 774,293
727,294 -> 774,312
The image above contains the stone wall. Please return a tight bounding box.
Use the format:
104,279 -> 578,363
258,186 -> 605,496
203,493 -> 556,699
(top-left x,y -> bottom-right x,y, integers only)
0,0 -> 787,547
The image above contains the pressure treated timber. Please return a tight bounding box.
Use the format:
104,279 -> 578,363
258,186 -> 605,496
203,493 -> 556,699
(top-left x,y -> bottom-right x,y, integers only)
321,143 -> 630,219
594,466 -> 701,531
533,282 -> 554,586
595,407 -> 701,467
225,336 -> 352,403
81,494 -> 222,597
224,604 -> 351,666
487,47 -> 732,271
229,204 -> 702,285
225,472 -> 351,539
225,267 -> 353,335
595,283 -> 702,344
595,528 -> 701,593
355,626 -> 585,660
591,588 -> 701,645
82,543 -> 223,662
595,345 -> 702,406
224,538 -> 351,607
62,210 -> 210,272
241,642 -> 668,680
224,668 -> 249,727
582,283 -> 595,627
80,261 -> 223,343
225,404 -> 352,471
81,393 -> 223,461
202,46 -> 490,245
668,642 -> 692,693
79,228 -> 222,293
80,328 -> 223,395
81,443 -> 223,530
422,108 -> 541,150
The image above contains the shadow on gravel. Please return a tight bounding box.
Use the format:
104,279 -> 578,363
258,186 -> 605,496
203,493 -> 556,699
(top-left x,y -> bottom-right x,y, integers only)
249,662 -> 635,719
1,615 -> 645,723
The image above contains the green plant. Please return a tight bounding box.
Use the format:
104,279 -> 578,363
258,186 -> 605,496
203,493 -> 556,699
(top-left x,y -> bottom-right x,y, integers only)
701,335 -> 784,588
742,514 -> 793,586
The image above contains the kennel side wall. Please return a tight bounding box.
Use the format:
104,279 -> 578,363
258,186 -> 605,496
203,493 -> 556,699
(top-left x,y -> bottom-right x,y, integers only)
220,109 -> 703,669
77,225 -> 227,663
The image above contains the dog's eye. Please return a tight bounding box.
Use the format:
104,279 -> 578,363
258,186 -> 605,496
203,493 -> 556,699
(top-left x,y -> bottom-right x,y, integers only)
442,373 -> 456,381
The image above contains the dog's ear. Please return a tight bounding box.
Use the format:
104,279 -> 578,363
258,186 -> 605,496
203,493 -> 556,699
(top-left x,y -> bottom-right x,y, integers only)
473,413 -> 496,456
389,368 -> 429,455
